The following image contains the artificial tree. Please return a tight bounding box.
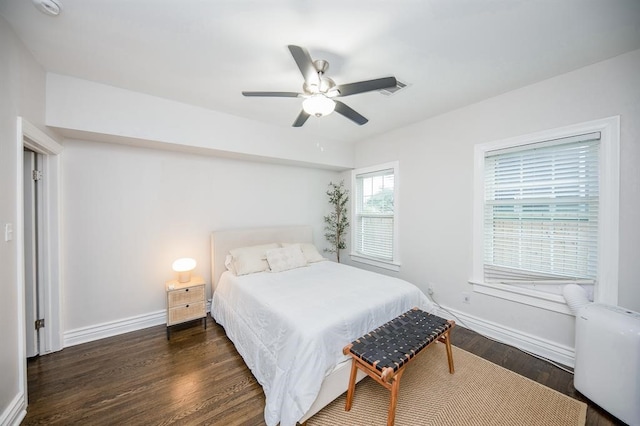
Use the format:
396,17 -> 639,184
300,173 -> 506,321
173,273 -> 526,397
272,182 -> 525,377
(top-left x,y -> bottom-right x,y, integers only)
324,180 -> 349,263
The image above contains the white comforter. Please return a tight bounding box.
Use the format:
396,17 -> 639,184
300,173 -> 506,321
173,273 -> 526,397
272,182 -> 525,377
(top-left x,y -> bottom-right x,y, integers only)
211,261 -> 434,426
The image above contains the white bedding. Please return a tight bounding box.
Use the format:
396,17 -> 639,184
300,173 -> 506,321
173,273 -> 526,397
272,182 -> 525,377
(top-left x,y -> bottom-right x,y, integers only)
211,261 -> 435,426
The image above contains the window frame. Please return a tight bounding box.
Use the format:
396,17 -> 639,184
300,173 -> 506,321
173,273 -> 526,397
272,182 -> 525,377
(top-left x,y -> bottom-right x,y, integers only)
471,117 -> 620,315
350,161 -> 401,271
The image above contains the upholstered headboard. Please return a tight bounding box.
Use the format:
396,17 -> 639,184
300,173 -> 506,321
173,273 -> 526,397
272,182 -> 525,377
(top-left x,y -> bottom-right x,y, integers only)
210,225 -> 313,291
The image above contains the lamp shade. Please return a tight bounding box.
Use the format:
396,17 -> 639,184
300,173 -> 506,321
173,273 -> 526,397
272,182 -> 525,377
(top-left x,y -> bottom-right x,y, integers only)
172,258 -> 196,283
302,94 -> 335,117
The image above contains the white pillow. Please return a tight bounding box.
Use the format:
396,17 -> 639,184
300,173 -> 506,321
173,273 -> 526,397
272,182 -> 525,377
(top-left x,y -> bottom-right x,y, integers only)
282,242 -> 326,263
230,243 -> 279,276
266,244 -> 308,273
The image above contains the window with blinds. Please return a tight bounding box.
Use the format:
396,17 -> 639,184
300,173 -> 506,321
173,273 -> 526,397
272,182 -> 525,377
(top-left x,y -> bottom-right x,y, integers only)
483,132 -> 600,285
353,165 -> 397,264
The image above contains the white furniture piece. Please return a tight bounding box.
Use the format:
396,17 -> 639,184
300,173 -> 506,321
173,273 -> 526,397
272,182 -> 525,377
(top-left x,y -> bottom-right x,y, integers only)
574,303 -> 640,426
165,275 -> 206,340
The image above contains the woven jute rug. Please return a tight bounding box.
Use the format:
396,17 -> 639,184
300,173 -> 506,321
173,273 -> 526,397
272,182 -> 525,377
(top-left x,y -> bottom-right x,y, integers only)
307,344 -> 586,426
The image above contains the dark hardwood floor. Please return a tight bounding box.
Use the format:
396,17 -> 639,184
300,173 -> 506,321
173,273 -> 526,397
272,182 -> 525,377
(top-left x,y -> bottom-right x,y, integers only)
23,316 -> 623,425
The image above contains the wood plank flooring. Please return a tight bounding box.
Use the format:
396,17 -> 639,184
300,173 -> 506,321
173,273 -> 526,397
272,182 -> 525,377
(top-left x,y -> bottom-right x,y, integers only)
23,316 -> 623,425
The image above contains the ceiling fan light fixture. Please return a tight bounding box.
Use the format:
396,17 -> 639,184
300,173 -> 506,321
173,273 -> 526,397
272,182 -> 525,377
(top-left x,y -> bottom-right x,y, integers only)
242,45 -> 396,126
302,94 -> 335,117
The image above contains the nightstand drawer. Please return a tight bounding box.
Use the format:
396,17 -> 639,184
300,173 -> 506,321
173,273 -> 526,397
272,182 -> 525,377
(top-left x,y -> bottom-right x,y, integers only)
167,285 -> 205,307
168,301 -> 205,325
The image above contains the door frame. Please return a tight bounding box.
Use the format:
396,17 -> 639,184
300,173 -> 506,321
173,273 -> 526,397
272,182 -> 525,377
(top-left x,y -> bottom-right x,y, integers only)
16,117 -> 63,361
23,148 -> 41,357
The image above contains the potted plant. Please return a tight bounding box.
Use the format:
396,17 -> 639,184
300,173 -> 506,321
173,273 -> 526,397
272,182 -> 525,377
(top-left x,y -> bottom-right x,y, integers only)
324,181 -> 349,263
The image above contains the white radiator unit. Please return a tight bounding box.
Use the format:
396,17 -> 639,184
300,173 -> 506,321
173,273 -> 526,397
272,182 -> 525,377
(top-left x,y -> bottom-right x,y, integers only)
574,303 -> 640,426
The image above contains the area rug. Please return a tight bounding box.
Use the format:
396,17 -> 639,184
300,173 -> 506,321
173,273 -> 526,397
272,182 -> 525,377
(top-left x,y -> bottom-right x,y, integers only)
307,344 -> 586,426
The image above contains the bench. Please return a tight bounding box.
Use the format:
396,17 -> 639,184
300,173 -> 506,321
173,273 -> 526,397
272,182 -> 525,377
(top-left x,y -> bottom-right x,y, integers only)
342,308 -> 455,426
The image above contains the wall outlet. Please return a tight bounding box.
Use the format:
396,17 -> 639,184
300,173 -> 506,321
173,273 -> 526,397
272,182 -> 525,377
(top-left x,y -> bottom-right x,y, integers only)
462,292 -> 471,304
427,284 -> 434,296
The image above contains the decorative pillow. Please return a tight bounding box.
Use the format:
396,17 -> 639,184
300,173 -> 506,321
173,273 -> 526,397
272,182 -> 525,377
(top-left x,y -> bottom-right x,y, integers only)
266,244 -> 308,273
282,242 -> 326,263
230,243 -> 279,276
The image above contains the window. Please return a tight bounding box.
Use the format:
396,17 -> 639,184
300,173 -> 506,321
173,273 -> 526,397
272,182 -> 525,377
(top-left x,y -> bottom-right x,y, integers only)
351,162 -> 400,271
472,117 -> 619,314
484,134 -> 600,284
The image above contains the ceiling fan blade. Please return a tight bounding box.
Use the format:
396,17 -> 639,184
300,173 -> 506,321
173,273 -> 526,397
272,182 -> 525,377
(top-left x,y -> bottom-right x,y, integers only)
334,101 -> 368,125
242,91 -> 300,97
336,77 -> 397,97
287,45 -> 319,86
292,110 -> 310,127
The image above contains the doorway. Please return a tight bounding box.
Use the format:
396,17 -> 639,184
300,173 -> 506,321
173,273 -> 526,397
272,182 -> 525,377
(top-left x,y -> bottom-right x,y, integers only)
18,118 -> 64,357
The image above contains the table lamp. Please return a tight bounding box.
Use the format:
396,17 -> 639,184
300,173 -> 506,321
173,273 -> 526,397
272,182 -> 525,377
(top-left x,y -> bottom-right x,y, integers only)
172,258 -> 196,283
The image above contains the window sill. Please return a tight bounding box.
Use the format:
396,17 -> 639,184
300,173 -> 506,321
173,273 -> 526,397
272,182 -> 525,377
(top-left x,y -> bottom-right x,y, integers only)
350,254 -> 400,272
469,279 -> 573,316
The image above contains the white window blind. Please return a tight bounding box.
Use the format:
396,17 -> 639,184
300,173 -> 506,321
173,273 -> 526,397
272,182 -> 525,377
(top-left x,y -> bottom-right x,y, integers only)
484,132 -> 600,284
354,168 -> 395,261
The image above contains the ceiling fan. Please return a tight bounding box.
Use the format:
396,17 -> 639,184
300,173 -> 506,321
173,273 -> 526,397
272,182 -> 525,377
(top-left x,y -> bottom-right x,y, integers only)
242,45 -> 398,127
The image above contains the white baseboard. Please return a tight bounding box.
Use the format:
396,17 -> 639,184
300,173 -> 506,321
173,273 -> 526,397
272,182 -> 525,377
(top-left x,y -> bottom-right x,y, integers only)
0,391 -> 26,426
436,305 -> 576,368
63,301 -> 212,347
64,310 -> 166,347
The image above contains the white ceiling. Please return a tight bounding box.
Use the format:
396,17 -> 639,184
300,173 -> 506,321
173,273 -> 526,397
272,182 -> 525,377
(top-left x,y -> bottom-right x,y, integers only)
2,0 -> 640,145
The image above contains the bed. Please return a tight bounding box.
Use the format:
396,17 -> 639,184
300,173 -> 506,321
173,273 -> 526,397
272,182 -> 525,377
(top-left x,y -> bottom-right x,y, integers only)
210,226 -> 435,426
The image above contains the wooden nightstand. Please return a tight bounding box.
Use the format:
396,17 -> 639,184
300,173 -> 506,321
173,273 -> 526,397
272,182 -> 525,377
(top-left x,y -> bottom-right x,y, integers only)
165,276 -> 207,339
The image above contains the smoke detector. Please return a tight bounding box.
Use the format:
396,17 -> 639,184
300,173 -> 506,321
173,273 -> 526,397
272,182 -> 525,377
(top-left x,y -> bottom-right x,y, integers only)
32,0 -> 63,16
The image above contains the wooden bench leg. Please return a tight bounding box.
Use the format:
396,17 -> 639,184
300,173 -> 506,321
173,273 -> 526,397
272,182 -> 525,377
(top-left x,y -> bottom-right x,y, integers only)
443,330 -> 455,374
345,359 -> 358,411
387,369 -> 404,426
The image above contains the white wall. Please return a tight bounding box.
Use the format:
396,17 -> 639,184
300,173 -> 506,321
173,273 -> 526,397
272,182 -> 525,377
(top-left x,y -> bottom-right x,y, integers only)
0,16 -> 58,425
61,139 -> 340,332
348,49 -> 640,360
